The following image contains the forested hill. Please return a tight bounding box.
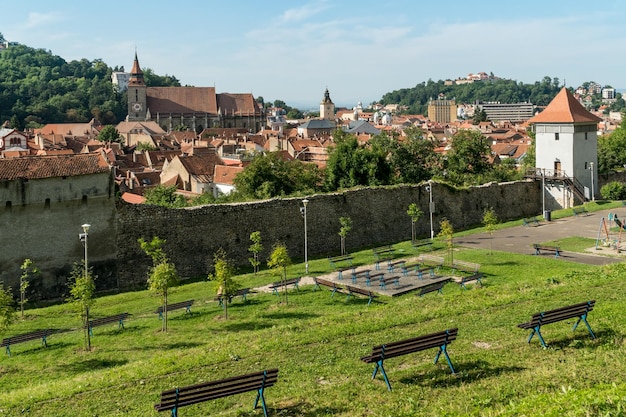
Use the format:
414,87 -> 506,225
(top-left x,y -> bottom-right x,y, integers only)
380,77 -> 621,115
0,43 -> 180,129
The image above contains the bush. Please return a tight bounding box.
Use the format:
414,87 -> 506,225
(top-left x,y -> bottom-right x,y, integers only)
600,181 -> 626,200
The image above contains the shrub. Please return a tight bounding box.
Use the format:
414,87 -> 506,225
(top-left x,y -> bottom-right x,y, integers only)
600,181 -> 626,200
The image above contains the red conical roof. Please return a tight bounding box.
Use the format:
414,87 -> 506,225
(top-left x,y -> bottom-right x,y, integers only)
528,87 -> 601,124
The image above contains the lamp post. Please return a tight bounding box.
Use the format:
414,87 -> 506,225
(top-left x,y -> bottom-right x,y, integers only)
301,199 -> 309,275
80,224 -> 91,279
589,162 -> 595,201
426,181 -> 434,240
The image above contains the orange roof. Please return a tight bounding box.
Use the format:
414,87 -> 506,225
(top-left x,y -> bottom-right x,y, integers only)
527,88 -> 602,124
121,192 -> 146,204
0,153 -> 109,180
213,165 -> 244,185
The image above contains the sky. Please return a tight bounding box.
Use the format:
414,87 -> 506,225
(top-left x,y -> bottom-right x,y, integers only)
2,0 -> 625,109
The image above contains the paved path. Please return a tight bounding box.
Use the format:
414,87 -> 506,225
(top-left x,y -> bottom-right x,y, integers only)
455,208 -> 626,266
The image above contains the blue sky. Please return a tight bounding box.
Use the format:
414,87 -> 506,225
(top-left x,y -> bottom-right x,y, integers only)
2,0 -> 625,109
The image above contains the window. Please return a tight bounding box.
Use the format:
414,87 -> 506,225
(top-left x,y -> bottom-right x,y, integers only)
585,132 -> 588,140
5,201 -> 11,213
44,198 -> 50,210
555,133 -> 559,140
82,195 -> 88,207
584,162 -> 588,169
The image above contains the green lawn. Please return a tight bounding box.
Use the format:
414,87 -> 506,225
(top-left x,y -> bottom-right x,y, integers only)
1,238 -> 626,416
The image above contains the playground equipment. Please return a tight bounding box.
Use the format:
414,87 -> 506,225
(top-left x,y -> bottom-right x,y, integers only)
596,213 -> 626,252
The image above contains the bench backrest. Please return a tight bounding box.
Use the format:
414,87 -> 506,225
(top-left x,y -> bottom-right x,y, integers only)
315,278 -> 339,289
87,313 -> 128,327
156,300 -> 194,314
347,285 -> 372,297
155,369 -> 279,412
452,260 -> 480,272
525,301 -> 595,327
1,329 -> 48,346
417,254 -> 444,266
366,329 -> 458,361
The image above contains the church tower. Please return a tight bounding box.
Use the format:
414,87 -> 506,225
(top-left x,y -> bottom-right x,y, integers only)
320,88 -> 335,120
528,87 -> 601,206
127,52 -> 147,121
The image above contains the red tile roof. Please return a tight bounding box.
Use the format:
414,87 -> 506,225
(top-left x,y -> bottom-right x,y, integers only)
0,153 -> 110,180
121,192 -> 146,204
527,87 -> 602,124
213,165 -> 244,185
147,87 -> 218,114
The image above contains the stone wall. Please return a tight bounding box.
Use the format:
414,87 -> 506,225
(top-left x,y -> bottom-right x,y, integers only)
117,180 -> 541,288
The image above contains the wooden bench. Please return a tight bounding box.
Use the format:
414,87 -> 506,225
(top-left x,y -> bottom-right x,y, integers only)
360,328 -> 458,390
418,279 -> 450,297
572,206 -> 589,217
215,288 -> 250,306
372,245 -> 395,270
523,217 -> 540,227
417,254 -> 444,269
351,269 -> 370,284
1,329 -> 50,356
155,300 -> 194,319
458,273 -> 483,289
533,244 -> 562,258
451,260 -> 480,274
84,313 -> 128,336
154,368 -> 279,417
387,259 -> 406,273
268,278 -> 300,296
412,239 -> 433,252
415,267 -> 436,280
365,272 -> 385,287
378,275 -> 400,290
328,254 -> 353,270
517,300 -> 596,348
346,285 -> 378,305
336,266 -> 355,280
313,277 -> 345,296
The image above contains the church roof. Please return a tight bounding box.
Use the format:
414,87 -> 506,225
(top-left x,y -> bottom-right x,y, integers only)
527,87 -> 602,124
216,93 -> 262,116
147,87 -> 218,114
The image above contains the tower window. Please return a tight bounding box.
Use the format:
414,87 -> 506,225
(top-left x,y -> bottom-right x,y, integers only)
555,133 -> 559,140
585,132 -> 588,140
44,198 -> 50,210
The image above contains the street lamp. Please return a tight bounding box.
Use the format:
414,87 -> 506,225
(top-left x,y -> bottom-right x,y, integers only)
589,162 -> 595,201
426,181 -> 434,240
301,199 -> 309,275
79,224 -> 91,279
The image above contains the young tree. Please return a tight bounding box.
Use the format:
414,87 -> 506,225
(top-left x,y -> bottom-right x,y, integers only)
267,243 -> 291,305
19,258 -> 39,319
97,125 -> 123,143
248,231 -> 263,275
407,203 -> 423,243
438,218 -> 455,265
139,237 -> 178,332
339,216 -> 353,256
482,207 -> 499,255
66,261 -> 96,351
0,285 -> 15,336
209,248 -> 238,319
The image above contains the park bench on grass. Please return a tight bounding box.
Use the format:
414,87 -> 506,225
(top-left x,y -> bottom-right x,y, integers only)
451,260 -> 480,275
372,245 -> 395,270
351,269 -> 370,284
387,259 -> 406,273
360,328 -> 458,391
412,239 -> 433,252
154,368 -> 279,417
328,254 -> 353,270
533,244 -> 562,258
522,217 -> 540,227
458,273 -> 484,289
155,300 -> 194,320
84,313 -> 128,336
215,288 -> 250,306
268,278 -> 300,296
1,329 -> 50,356
418,279 -> 450,297
572,206 -> 589,217
346,285 -> 378,305
313,277 -> 345,296
378,275 -> 401,290
517,300 -> 596,348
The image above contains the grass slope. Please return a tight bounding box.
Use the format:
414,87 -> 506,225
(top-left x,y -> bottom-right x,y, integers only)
1,240 -> 626,415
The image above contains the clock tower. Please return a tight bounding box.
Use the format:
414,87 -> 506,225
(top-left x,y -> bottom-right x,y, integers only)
127,52 -> 147,121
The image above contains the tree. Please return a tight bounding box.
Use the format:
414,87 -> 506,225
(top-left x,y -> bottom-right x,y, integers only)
19,258 -> 39,319
267,243 -> 291,305
139,237 -> 178,332
144,185 -> 188,208
0,284 -> 14,337
407,203 -> 423,243
248,231 -> 263,275
438,218 -> 454,265
66,261 -> 96,351
97,125 -> 122,143
472,108 -> 488,124
445,129 -> 492,181
209,248 -> 238,319
385,128 -> 439,184
482,207 -> 499,255
338,216 -> 353,256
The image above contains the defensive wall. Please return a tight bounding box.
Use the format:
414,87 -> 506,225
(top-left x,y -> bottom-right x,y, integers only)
117,180 -> 542,289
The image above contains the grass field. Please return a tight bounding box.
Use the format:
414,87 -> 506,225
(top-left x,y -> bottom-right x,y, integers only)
1,222 -> 626,416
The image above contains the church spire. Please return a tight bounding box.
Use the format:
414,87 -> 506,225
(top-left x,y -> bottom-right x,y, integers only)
128,52 -> 145,86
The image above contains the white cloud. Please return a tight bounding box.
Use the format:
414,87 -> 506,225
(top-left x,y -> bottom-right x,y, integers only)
24,11 -> 62,29
280,1 -> 332,23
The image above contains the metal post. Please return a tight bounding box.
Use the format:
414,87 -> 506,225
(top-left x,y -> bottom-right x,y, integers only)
427,180 -> 434,240
302,199 -> 309,275
81,224 -> 91,278
590,162 -> 595,201
542,169 -> 545,216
